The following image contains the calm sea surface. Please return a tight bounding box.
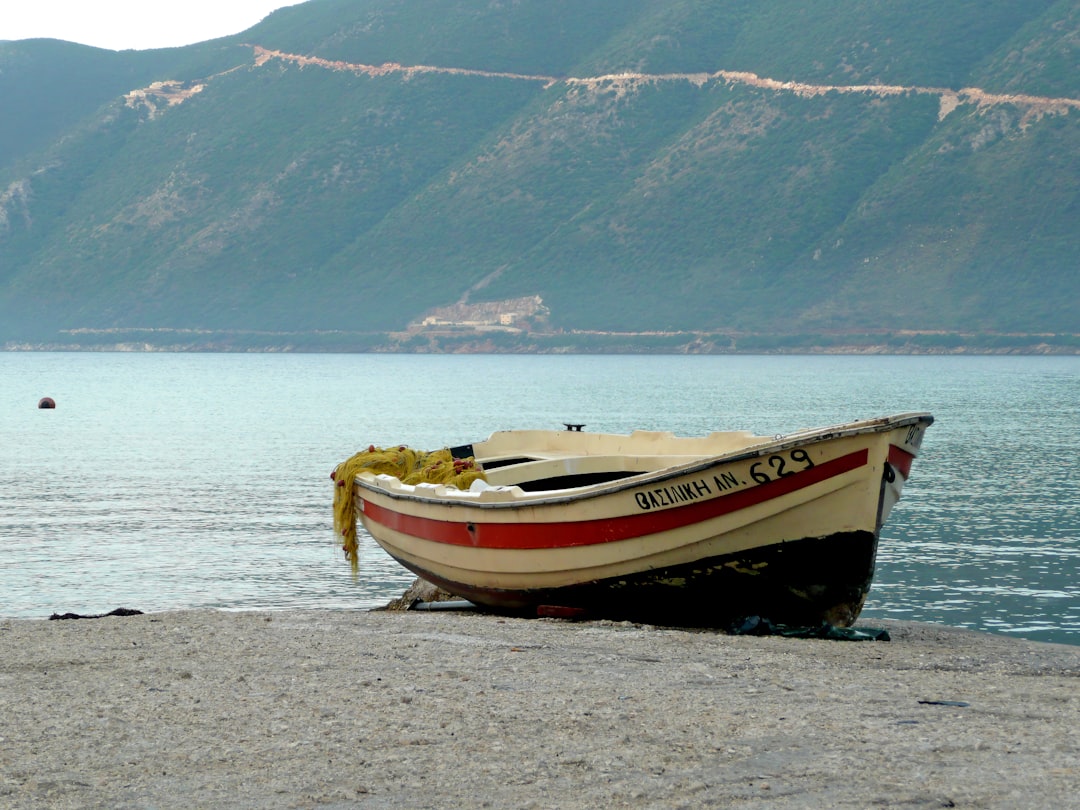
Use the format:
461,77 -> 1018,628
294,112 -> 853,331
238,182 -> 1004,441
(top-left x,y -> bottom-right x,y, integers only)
1,353 -> 1077,645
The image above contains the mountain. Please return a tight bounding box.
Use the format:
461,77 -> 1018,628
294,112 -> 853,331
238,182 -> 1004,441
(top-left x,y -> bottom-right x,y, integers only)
1,0 -> 1077,351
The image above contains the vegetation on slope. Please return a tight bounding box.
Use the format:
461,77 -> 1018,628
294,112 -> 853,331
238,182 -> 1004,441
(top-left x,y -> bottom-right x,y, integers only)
0,0 -> 1076,346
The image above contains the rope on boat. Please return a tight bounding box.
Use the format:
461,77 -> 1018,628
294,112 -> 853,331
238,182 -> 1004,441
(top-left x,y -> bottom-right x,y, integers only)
331,446 -> 485,571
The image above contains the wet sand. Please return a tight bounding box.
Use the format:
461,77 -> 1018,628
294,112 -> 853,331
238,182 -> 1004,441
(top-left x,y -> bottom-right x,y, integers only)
1,609 -> 1077,808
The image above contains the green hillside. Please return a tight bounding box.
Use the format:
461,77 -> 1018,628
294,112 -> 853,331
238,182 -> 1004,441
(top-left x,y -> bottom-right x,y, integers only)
1,0 -> 1077,349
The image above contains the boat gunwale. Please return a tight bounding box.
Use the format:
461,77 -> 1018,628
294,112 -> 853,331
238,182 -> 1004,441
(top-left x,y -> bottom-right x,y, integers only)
354,413 -> 933,510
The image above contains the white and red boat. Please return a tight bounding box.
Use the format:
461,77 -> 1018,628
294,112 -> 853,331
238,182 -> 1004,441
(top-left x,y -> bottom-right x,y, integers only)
344,413 -> 932,627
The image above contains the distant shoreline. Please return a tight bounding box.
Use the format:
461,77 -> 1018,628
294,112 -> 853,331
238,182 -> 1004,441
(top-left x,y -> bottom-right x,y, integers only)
4,329 -> 1079,355
5,346 -> 1079,355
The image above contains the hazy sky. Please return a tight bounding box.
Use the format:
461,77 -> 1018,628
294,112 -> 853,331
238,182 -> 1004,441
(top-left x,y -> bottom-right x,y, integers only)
0,1 -> 302,51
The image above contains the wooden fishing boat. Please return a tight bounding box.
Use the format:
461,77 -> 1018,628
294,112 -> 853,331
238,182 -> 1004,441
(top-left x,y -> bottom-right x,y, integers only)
343,413 -> 933,627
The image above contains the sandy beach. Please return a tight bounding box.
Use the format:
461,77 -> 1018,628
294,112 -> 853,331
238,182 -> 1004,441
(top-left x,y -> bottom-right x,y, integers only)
1,608 -> 1078,809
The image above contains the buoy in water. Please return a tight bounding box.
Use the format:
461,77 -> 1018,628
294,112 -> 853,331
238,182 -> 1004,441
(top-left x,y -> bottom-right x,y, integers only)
38,397 -> 56,409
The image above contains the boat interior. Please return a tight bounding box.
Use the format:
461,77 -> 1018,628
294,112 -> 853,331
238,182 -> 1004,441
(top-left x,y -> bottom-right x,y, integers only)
451,428 -> 766,492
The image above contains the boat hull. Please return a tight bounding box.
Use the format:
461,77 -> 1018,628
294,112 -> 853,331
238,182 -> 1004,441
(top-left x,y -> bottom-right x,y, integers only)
352,414 -> 931,627
397,529 -> 879,627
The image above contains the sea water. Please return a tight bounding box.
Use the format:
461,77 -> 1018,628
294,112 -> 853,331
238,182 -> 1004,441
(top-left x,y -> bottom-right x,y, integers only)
1,353 -> 1077,645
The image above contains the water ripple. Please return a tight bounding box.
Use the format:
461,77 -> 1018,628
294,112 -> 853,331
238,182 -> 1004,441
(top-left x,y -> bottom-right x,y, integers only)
2,353 -> 1077,644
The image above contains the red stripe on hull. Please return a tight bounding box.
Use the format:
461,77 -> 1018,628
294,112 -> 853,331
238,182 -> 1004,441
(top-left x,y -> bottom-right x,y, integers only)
361,448 -> 869,550
888,445 -> 915,479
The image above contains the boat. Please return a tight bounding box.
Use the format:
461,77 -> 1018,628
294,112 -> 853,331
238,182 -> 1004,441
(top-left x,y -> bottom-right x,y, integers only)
335,413 -> 932,628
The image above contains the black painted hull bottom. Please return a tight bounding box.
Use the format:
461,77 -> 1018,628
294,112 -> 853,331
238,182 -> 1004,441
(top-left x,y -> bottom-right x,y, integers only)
402,530 -> 880,629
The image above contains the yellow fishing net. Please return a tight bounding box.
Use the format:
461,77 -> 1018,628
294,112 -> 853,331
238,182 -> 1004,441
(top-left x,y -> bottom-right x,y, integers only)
331,446 -> 485,571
